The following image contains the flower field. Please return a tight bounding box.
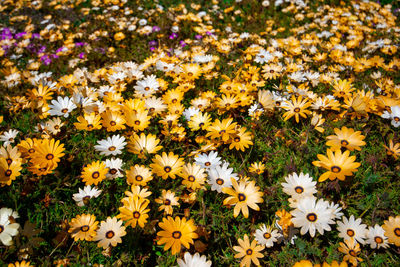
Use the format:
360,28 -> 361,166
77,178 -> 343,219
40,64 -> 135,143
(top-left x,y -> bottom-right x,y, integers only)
1,0 -> 400,266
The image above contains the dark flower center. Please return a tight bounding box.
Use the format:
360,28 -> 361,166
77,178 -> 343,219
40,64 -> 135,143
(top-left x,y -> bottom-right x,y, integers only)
374,236 -> 383,244
294,107 -> 300,113
246,249 -> 253,255
306,213 -> 317,222
347,229 -> 355,237
216,178 -> 224,185
5,170 -> 12,177
110,168 -> 117,175
135,120 -> 140,125
234,137 -> 240,142
349,249 -> 357,257
164,166 -> 171,173
28,148 -> 35,153
46,153 -> 54,160
0,225 -> 3,233
108,146 -> 116,151
172,231 -> 182,239
341,140 -> 349,146
136,175 -> 143,181
294,186 -> 304,194
92,171 -> 100,179
264,233 -> 271,239
188,175 -> 195,182
164,199 -> 171,205
394,228 -> 400,237
110,121 -> 116,126
80,225 -> 90,232
61,108 -> 68,113
133,211 -> 140,219
238,193 -> 246,202
331,166 -> 341,173
106,231 -> 115,239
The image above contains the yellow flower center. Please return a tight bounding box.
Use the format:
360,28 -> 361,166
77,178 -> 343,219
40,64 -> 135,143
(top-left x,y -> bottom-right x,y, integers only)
80,225 -> 90,232
172,231 -> 182,239
188,175 -> 195,182
164,166 -> 171,173
110,121 -> 116,126
246,249 -> 253,255
108,146 -> 116,151
61,108 -> 68,113
306,213 -> 317,222
110,168 -> 117,175
394,117 -> 400,122
234,137 -> 240,142
92,171 -> 100,179
238,193 -> 246,202
133,211 -> 140,219
216,178 -> 224,185
87,124 -> 93,130
6,158 -> 12,165
331,166 -> 341,173
28,148 -> 35,154
374,236 -> 383,244
347,229 -> 355,237
46,153 -> 54,160
0,225 -> 3,233
205,162 -> 211,167
136,175 -> 143,181
294,107 -> 300,113
263,232 -> 271,239
394,228 -> 400,237
144,87 -> 150,91
5,170 -> 12,177
106,231 -> 115,239
149,108 -> 155,112
294,186 -> 304,194
164,199 -> 171,206
135,120 -> 140,125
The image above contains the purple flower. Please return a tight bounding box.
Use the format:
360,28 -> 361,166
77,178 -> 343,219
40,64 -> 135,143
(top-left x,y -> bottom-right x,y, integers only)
31,33 -> 40,39
79,52 -> 85,59
169,33 -> 178,39
149,40 -> 157,46
38,46 -> 46,54
75,42 -> 86,47
15,32 -> 26,39
51,54 -> 59,59
179,41 -> 186,47
206,31 -> 213,36
195,34 -> 203,40
152,26 -> 161,32
150,47 -> 156,52
40,55 -> 51,65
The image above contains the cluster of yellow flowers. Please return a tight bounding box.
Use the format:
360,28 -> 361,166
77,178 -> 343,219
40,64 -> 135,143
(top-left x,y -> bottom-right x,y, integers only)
1,0 -> 400,266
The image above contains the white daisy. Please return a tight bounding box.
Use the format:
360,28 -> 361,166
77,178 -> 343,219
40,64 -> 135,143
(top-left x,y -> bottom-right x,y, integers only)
94,135 -> 126,156
145,96 -> 167,115
195,151 -> 221,169
326,201 -> 343,221
367,224 -> 389,249
207,162 -> 238,193
48,96 -> 77,118
0,207 -> 20,246
93,217 -> 126,249
254,224 -> 281,248
177,252 -> 212,267
290,196 -> 334,237
337,215 -> 368,245
254,49 -> 273,64
381,106 -> 400,127
134,75 -> 159,97
72,185 -> 102,206
0,129 -> 19,146
281,172 -> 317,200
183,107 -> 200,121
105,158 -> 124,179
